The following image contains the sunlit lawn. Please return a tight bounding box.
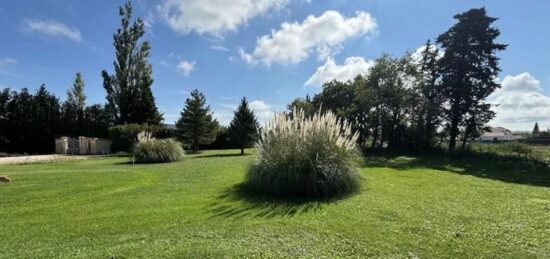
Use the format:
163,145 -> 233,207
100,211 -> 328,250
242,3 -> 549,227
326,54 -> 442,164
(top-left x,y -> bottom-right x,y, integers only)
1,149 -> 549,258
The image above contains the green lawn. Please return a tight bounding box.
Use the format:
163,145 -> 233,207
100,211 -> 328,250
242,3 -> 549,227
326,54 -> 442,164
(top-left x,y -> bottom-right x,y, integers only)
1,149 -> 549,258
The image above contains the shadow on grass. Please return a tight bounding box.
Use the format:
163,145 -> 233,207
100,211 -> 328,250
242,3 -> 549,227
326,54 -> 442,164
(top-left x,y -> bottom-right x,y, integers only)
364,149 -> 550,187
207,183 -> 347,219
193,153 -> 251,159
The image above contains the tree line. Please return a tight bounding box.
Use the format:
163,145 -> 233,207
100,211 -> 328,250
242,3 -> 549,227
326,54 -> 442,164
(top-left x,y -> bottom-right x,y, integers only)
0,5 -> 509,154
288,7 -> 507,151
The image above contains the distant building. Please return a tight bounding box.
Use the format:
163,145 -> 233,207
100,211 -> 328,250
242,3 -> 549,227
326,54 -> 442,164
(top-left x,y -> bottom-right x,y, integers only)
55,136 -> 112,155
478,127 -> 521,142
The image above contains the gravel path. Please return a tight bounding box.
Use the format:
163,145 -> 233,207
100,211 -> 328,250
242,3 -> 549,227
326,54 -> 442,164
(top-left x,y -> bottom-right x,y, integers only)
0,155 -> 93,165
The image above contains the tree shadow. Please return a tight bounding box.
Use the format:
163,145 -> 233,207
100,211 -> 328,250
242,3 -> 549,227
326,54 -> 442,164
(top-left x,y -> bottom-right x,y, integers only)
364,150 -> 550,187
193,153 -> 251,159
206,183 -> 347,219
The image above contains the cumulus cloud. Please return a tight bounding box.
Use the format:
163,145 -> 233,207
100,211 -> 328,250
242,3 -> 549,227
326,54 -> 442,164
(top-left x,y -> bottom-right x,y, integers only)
250,100 -> 275,124
489,73 -> 550,131
241,10 -> 377,65
24,19 -> 82,42
157,0 -> 287,36
177,60 -> 196,76
215,99 -> 275,125
304,56 -> 374,86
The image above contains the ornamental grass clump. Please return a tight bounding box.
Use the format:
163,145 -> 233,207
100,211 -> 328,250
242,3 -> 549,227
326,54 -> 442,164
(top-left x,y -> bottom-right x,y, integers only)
134,132 -> 185,163
245,109 -> 362,197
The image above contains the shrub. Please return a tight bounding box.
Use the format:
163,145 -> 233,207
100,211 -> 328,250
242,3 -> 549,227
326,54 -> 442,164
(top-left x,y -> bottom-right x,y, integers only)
245,109 -> 362,197
109,124 -> 175,152
134,132 -> 184,163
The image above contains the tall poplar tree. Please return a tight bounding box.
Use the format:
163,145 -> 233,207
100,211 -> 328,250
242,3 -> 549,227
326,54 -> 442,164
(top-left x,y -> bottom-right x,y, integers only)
436,8 -> 507,150
228,97 -> 259,155
176,89 -> 218,152
62,73 -> 87,136
102,1 -> 162,125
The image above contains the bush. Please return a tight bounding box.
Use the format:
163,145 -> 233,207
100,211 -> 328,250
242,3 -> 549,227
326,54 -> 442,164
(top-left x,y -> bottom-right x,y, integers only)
134,132 -> 184,163
109,124 -> 175,152
245,109 -> 362,197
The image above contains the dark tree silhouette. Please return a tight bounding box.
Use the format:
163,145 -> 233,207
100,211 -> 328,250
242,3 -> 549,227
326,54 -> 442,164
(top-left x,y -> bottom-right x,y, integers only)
176,89 -> 218,152
228,97 -> 259,155
436,8 -> 507,150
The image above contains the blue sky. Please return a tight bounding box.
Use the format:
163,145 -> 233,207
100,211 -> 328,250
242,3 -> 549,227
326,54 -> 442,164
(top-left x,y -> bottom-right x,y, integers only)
1,0 -> 549,130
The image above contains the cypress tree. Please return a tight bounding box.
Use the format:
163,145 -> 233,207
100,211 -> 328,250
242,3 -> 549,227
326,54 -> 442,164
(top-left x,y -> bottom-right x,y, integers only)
436,8 -> 507,150
102,1 -> 162,125
228,97 -> 259,155
176,89 -> 218,152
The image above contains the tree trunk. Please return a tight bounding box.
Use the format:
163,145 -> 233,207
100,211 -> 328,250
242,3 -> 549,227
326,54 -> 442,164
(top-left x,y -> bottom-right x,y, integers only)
240,147 -> 244,155
448,115 -> 459,151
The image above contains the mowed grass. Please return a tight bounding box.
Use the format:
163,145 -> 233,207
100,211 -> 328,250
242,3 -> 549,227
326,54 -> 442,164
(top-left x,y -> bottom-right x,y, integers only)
1,149 -> 549,258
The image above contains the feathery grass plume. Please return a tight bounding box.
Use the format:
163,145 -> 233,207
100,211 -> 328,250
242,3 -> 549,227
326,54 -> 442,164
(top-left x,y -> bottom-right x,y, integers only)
134,131 -> 184,163
246,108 -> 362,197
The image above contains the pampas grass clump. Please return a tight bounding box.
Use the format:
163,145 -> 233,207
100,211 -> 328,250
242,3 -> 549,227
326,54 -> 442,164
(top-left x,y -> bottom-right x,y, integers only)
134,132 -> 185,163
246,109 -> 362,197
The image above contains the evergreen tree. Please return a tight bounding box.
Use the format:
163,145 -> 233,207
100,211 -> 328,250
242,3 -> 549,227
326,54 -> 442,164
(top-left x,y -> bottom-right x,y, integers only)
102,1 -> 162,125
176,89 -> 218,152
533,122 -> 540,136
62,73 -> 87,136
228,97 -> 259,155
436,8 -> 507,150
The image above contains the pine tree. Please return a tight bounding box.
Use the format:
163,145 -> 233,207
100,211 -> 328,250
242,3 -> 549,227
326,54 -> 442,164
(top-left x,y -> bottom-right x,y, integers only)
176,89 -> 218,152
228,97 -> 259,155
436,8 -> 507,150
533,122 -> 540,136
102,1 -> 162,125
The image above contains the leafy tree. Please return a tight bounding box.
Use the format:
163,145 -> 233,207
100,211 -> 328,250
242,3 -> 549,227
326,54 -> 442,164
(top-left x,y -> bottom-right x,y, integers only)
287,95 -> 315,119
533,122 -> 540,136
102,1 -> 162,125
228,97 -> 259,155
176,89 -> 218,152
313,80 -> 357,123
83,104 -> 112,137
410,40 -> 444,149
436,7 -> 507,150
357,54 -> 412,149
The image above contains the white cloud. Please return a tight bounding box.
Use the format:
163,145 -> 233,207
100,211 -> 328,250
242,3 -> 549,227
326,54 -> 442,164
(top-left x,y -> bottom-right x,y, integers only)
250,100 -> 271,111
157,0 -> 287,36
177,60 -> 196,76
241,10 -> 377,65
0,58 -> 17,67
24,19 -> 82,42
489,73 -> 550,131
215,99 -> 275,125
210,45 -> 230,52
250,100 -> 275,124
304,56 -> 374,86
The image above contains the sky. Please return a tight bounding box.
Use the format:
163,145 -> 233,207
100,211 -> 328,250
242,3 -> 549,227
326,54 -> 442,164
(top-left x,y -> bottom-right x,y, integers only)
0,0 -> 549,131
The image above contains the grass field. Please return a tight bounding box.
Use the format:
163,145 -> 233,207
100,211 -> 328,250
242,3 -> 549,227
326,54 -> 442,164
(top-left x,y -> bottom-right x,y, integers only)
1,149 -> 549,258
